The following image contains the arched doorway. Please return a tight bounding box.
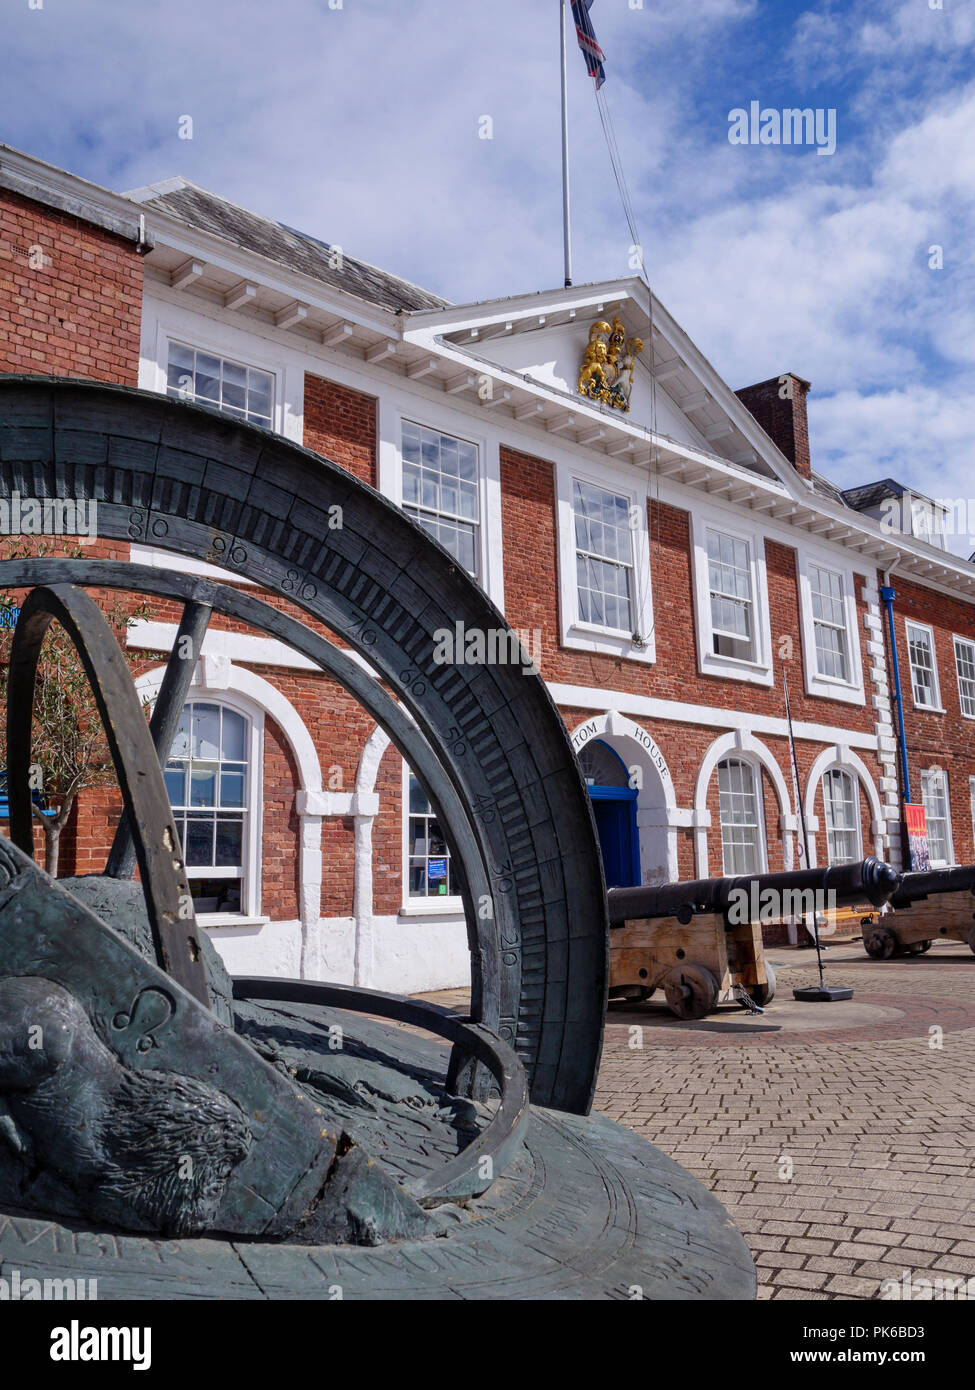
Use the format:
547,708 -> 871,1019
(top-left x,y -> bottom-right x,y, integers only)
578,739 -> 640,889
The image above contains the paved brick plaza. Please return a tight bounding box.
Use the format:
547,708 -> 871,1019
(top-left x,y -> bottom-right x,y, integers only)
594,941 -> 975,1300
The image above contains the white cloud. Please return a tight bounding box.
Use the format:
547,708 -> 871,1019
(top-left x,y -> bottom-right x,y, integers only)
0,0 -> 971,520
811,382 -> 975,557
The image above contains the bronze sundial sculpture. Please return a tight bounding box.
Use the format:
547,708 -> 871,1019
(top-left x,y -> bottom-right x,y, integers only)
0,375 -> 758,1298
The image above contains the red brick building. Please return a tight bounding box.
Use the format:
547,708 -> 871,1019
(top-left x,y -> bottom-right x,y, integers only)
2,141 -> 973,988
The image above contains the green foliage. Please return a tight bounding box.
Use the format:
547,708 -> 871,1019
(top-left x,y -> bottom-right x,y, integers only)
0,543 -> 153,874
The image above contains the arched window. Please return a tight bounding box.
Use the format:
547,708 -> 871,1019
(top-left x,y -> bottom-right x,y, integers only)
578,739 -> 630,788
822,768 -> 861,865
717,757 -> 765,875
164,700 -> 254,916
407,774 -> 454,899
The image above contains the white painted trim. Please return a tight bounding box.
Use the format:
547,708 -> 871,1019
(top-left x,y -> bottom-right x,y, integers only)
920,765 -> 956,868
548,680 -> 880,750
351,727 -> 470,990
795,545 -> 866,706
399,761 -> 464,916
135,281 -> 975,641
694,730 -> 795,876
802,746 -> 885,866
139,302 -> 305,444
134,668 -> 264,921
130,619 -> 317,671
135,658 -> 326,975
141,285 -> 510,609
351,725 -> 391,987
952,632 -> 975,720
569,711 -> 687,881
688,503 -> 774,686
378,402 -> 504,605
116,167 -> 975,609
128,618 -> 382,681
554,456 -> 656,662
129,544 -> 258,586
905,618 -> 943,712
404,276 -> 800,492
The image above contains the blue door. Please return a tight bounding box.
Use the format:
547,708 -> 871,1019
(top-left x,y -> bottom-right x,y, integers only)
578,740 -> 640,889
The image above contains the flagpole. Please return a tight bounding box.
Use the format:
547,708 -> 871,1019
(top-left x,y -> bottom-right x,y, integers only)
560,0 -> 573,287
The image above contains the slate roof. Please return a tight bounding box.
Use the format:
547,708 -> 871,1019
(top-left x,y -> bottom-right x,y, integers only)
842,478 -> 908,510
810,471 -> 851,507
126,178 -> 450,314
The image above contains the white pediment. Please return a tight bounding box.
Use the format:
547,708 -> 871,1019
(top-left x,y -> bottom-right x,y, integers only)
405,280 -> 790,486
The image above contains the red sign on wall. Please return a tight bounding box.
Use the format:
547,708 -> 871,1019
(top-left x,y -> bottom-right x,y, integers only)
904,803 -> 931,872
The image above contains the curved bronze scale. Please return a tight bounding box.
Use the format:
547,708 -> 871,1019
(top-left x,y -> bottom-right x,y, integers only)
0,378 -> 761,1297
0,375 -> 609,1116
0,572 -> 531,1241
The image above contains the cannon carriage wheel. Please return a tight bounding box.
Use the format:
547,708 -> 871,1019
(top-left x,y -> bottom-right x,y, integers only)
748,960 -> 776,1006
663,964 -> 719,1020
864,925 -> 897,959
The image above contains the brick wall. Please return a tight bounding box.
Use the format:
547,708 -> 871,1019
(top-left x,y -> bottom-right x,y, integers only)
0,188 -> 143,384
503,427 -> 893,938
735,373 -> 812,480
303,374 -> 377,487
887,576 -> 975,865
499,443 -> 877,733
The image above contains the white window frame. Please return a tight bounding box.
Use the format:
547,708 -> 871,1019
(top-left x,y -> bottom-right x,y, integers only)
140,305 -> 297,439
906,620 -> 943,712
689,506 -> 772,685
138,300 -> 303,583
554,457 -> 655,663
796,549 -> 865,704
920,766 -> 954,868
165,690 -> 264,925
821,766 -> 862,866
142,291 -> 513,604
381,400 -> 503,606
399,763 -> 464,916
400,418 -> 482,580
165,338 -> 275,428
953,634 -> 975,719
572,478 -> 638,636
716,756 -> 768,876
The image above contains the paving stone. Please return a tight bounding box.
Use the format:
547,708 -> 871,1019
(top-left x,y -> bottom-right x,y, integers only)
589,953 -> 975,1301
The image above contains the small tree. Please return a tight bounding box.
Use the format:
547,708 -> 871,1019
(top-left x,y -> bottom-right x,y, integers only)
0,543 -> 153,877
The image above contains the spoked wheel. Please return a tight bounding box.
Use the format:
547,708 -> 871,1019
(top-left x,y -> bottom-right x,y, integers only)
749,961 -> 777,1007
663,965 -> 719,1020
864,926 -> 897,959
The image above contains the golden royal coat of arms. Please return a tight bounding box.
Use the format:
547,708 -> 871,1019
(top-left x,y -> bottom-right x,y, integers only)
577,316 -> 644,413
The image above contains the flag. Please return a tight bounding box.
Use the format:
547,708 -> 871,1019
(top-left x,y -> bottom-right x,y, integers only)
571,0 -> 606,89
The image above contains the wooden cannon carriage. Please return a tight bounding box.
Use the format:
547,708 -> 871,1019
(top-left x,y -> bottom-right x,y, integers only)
607,859 -> 900,1019
857,865 -> 975,959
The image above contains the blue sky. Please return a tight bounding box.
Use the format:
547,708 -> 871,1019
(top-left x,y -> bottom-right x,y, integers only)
2,0 -> 974,550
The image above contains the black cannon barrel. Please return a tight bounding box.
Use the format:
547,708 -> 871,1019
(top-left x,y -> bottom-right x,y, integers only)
890,863 -> 975,908
607,856 -> 901,927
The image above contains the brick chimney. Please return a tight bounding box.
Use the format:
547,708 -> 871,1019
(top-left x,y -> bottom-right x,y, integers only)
735,373 -> 812,480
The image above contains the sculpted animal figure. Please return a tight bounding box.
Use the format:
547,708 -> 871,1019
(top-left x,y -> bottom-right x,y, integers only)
0,976 -> 251,1235
578,339 -> 612,402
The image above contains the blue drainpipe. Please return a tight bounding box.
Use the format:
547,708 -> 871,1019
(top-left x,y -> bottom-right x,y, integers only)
880,586 -> 910,802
